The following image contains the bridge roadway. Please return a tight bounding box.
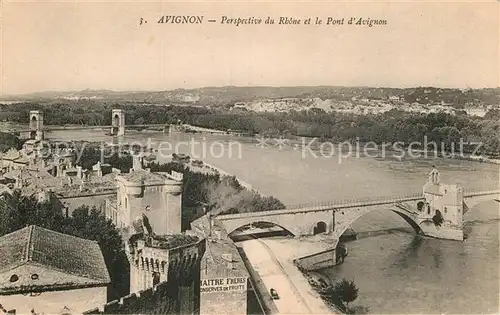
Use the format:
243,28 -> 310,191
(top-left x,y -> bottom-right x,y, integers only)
14,124 -> 170,132
236,237 -> 333,314
14,123 -> 229,133
218,189 -> 500,220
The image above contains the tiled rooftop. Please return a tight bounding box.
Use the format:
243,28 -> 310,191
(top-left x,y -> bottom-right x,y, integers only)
0,226 -> 110,292
147,234 -> 200,250
190,216 -> 248,277
2,149 -> 21,161
119,169 -> 178,184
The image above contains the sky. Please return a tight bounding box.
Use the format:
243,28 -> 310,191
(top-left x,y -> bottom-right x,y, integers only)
1,0 -> 499,95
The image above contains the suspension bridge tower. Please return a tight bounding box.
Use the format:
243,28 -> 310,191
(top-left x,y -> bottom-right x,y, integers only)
111,109 -> 125,136
29,110 -> 44,140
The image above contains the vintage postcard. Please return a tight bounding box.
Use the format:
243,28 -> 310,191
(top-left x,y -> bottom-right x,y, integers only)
0,0 -> 499,314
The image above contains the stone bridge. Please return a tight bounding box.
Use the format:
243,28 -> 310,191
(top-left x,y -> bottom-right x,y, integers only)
216,169 -> 499,243
216,194 -> 423,237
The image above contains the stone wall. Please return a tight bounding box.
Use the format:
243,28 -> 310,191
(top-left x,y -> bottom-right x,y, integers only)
59,193 -> 114,216
294,248 -> 336,271
1,286 -> 107,315
83,281 -> 177,314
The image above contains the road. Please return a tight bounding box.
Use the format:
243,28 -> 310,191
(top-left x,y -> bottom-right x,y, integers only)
237,239 -> 312,314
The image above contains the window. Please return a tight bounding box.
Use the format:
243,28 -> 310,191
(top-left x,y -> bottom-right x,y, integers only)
417,201 -> 425,211
444,207 -> 447,213
31,274 -> 39,280
10,275 -> 18,282
124,197 -> 128,209
427,205 -> 431,214
152,272 -> 160,286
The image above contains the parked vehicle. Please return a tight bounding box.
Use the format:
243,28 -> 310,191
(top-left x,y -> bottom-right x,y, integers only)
270,288 -> 280,300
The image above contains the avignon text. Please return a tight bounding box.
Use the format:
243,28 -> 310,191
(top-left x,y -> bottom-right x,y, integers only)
158,15 -> 204,24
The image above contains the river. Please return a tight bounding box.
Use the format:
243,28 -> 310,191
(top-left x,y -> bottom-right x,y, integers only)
21,129 -> 500,313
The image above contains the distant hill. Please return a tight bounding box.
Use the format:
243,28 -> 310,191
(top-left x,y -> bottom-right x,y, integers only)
2,86 -> 499,106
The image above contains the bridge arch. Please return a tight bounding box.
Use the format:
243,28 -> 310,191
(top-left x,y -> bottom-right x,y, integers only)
113,113 -> 120,126
332,204 -> 424,240
227,220 -> 296,237
218,209 -> 334,237
464,196 -> 500,214
313,221 -> 327,235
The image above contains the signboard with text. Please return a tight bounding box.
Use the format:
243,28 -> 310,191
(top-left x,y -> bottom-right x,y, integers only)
200,277 -> 248,293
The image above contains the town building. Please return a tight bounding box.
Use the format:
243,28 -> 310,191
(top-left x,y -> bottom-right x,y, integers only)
190,215 -> 250,315
0,143 -> 121,215
104,154 -> 183,236
0,225 -> 110,314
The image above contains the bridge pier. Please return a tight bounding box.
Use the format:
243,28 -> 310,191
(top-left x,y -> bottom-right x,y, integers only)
418,168 -> 465,241
110,109 -> 125,136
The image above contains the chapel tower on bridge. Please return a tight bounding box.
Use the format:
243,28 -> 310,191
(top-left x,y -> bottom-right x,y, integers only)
421,167 -> 464,240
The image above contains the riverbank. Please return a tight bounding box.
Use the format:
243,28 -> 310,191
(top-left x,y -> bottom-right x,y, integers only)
299,269 -> 370,315
279,136 -> 500,165
187,159 -> 264,195
186,127 -> 500,165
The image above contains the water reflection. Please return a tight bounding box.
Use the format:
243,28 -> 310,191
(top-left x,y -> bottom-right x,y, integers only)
389,235 -> 425,270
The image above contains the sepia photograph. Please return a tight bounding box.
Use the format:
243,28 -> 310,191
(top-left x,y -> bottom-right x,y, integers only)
0,0 -> 499,314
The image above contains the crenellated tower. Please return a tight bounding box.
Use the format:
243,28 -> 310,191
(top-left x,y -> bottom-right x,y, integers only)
83,235 -> 206,315
112,155 -> 183,236
127,234 -> 206,314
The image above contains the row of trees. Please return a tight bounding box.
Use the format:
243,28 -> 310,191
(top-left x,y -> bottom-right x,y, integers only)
0,132 -> 23,152
72,144 -> 133,173
1,101 -> 498,154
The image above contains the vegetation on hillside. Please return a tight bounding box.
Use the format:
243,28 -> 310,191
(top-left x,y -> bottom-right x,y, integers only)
2,101 -> 499,155
147,161 -> 285,228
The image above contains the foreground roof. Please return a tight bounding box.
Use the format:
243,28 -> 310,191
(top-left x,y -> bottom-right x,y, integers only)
0,225 -> 110,293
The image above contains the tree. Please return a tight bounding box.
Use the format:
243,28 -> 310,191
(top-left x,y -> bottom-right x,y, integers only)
134,117 -> 145,125
333,278 -> 359,307
64,206 -> 130,300
0,132 -> 22,152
